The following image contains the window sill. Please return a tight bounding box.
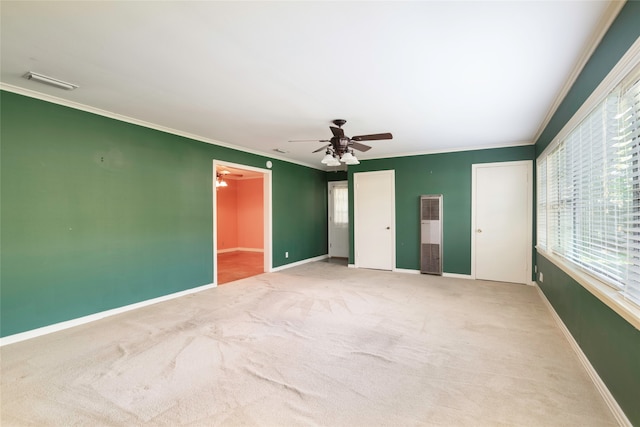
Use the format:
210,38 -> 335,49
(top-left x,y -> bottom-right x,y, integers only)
536,248 -> 640,331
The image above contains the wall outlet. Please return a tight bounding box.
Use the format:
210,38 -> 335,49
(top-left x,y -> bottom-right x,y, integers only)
534,265 -> 538,273
285,252 -> 289,258
539,272 -> 544,283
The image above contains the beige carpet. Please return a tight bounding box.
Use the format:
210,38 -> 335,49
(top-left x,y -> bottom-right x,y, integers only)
1,261 -> 616,426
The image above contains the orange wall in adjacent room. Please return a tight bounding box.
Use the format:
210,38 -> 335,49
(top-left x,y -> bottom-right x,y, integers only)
216,177 -> 263,252
216,182 -> 238,251
238,177 -> 264,249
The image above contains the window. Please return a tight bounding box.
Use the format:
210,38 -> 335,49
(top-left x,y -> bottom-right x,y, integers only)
332,186 -> 348,226
536,157 -> 547,250
537,64 -> 640,305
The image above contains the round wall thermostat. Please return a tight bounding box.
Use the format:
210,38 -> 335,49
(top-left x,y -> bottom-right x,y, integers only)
266,161 -> 273,169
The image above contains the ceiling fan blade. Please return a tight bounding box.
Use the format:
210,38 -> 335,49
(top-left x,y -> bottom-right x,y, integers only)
288,139 -> 330,143
350,142 -> 372,152
219,170 -> 243,177
330,126 -> 344,138
313,144 -> 330,153
351,132 -> 393,141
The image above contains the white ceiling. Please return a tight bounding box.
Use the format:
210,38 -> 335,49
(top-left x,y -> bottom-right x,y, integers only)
1,1 -> 616,169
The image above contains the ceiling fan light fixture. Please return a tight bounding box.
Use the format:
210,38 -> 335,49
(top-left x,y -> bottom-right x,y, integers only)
321,151 -> 334,165
345,156 -> 360,165
326,155 -> 341,167
311,119 -> 391,166
340,151 -> 354,163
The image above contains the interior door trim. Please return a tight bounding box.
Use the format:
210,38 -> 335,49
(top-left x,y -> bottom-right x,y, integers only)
353,170 -> 396,271
328,180 -> 348,258
471,160 -> 532,283
212,160 -> 272,286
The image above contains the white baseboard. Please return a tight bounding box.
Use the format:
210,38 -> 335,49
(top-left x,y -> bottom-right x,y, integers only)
270,254 -> 328,272
349,267 -> 467,277
217,247 -> 264,254
394,268 -> 420,274
217,248 -> 236,254
443,273 -> 473,280
0,282 -> 217,347
535,284 -> 631,427
393,270 -> 474,278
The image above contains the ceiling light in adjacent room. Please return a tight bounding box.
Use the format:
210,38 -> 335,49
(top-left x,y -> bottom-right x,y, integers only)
216,173 -> 228,188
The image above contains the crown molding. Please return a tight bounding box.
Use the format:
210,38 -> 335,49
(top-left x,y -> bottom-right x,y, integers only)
531,0 -> 626,146
0,83 -> 323,171
359,140 -> 534,162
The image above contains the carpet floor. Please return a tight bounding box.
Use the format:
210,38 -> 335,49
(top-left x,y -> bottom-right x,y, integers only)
1,261 -> 616,426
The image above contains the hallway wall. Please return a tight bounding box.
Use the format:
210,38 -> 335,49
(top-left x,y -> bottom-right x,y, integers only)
216,183 -> 238,251
237,178 -> 264,250
216,177 -> 264,252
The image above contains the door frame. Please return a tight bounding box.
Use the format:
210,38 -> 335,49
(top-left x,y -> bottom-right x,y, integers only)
328,180 -> 349,258
212,160 -> 272,285
354,170 -> 396,270
470,160 -> 532,283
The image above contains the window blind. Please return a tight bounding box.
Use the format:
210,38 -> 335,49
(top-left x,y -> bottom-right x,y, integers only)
537,65 -> 640,305
537,157 -> 547,250
623,73 -> 640,303
332,187 -> 348,225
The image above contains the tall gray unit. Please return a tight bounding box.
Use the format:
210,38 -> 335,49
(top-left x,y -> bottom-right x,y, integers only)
420,195 -> 443,275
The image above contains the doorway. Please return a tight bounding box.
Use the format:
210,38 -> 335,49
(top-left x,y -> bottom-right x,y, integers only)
471,160 -> 532,284
213,160 -> 272,285
328,181 -> 349,259
354,170 -> 395,270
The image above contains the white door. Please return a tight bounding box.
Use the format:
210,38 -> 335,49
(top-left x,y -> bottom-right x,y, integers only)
472,161 -> 532,284
354,170 -> 395,270
328,181 -> 349,258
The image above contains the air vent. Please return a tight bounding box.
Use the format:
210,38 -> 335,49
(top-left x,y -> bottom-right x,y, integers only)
420,195 -> 443,275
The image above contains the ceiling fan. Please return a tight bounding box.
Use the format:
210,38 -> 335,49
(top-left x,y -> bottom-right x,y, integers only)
216,170 -> 243,188
215,172 -> 228,188
290,119 -> 393,166
217,170 -> 243,178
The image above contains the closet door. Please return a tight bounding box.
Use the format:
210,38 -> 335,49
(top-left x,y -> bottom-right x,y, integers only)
354,170 -> 395,270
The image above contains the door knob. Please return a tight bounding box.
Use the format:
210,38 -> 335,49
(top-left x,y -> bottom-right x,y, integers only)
477,229 -> 482,233
386,226 -> 390,230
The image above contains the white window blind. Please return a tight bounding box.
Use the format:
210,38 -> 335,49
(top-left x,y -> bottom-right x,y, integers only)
332,187 -> 348,225
536,157 -> 547,250
537,65 -> 640,305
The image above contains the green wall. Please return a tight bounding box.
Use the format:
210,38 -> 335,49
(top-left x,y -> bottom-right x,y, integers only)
326,170 -> 348,182
537,255 -> 640,425
272,160 -> 328,266
0,90 -> 327,337
533,2 -> 640,425
347,145 -> 535,273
